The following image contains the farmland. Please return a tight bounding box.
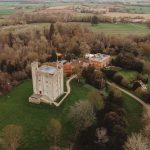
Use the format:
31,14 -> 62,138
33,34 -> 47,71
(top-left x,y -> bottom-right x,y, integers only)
124,6 -> 150,14
85,23 -> 150,36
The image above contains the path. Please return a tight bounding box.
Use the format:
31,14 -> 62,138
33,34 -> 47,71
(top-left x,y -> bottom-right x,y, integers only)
106,81 -> 149,110
53,74 -> 77,107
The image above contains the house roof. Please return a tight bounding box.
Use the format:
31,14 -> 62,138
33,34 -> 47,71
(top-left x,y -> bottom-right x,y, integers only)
39,65 -> 57,74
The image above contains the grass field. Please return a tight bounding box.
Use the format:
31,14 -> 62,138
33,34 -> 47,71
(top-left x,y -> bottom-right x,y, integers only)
0,80 -> 143,149
0,2 -> 46,15
87,23 -> 150,36
122,93 -> 143,134
2,22 -> 149,37
124,6 -> 150,14
0,80 -> 96,150
118,69 -> 138,81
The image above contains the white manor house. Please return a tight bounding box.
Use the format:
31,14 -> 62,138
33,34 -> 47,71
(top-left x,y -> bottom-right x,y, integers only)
29,61 -> 64,105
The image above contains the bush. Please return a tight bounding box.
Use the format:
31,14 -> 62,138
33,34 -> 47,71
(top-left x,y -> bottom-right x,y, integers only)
137,74 -> 148,84
113,54 -> 144,72
121,78 -> 130,89
102,68 -> 117,79
113,73 -> 123,84
142,91 -> 150,103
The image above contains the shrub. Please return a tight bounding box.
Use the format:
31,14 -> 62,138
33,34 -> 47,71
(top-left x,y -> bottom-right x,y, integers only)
124,133 -> 150,150
121,78 -> 130,89
142,91 -> 150,103
137,74 -> 148,84
113,73 -> 123,84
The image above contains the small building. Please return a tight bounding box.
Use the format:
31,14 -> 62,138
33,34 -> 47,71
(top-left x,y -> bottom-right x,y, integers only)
29,62 -> 64,105
85,53 -> 111,70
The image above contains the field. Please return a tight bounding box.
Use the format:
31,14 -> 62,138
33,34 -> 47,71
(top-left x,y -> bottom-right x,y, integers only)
124,6 -> 150,14
0,79 -> 143,149
0,80 -> 96,150
0,2 -> 46,15
104,12 -> 150,20
122,93 -> 143,134
86,23 -> 150,36
1,22 -> 149,37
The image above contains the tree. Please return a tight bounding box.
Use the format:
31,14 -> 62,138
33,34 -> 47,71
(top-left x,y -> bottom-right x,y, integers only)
0,124 -> 23,150
49,23 -> 55,42
74,63 -> 83,83
147,22 -> 150,29
68,100 -> 96,132
68,100 -> 96,150
8,32 -> 14,48
124,133 -> 150,150
51,50 -> 57,62
95,128 -> 109,144
91,16 -> 98,25
49,146 -> 62,150
88,91 -> 104,111
47,119 -> 62,146
79,42 -> 90,56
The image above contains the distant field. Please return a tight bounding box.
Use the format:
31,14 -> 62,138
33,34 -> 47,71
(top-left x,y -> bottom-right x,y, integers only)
0,9 -> 16,15
86,23 -> 150,36
124,6 -> 150,14
0,2 -> 46,15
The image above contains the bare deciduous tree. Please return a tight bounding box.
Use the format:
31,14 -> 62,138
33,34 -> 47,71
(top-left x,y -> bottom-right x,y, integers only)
0,124 -> 23,150
68,100 -> 96,131
88,91 -> 104,110
124,133 -> 150,150
47,118 -> 62,146
95,127 -> 109,144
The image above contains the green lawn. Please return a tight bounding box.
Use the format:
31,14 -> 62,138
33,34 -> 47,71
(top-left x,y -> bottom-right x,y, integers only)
122,93 -> 143,134
118,69 -> 138,81
0,9 -> 16,15
0,80 -> 95,150
86,23 -> 150,36
0,79 -> 143,149
124,6 -> 150,14
0,2 -> 46,15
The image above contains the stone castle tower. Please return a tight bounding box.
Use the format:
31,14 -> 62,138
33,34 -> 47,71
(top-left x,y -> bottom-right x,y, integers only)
29,61 -> 64,105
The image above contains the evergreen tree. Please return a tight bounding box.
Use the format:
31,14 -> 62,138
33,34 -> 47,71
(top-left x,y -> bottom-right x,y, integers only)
51,50 -> 57,62
49,23 -> 55,43
91,16 -> 98,25
8,32 -> 13,48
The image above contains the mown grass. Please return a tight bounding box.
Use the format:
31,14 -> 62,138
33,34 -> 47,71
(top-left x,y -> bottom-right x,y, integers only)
118,69 -> 138,81
122,93 -> 143,134
0,80 -> 95,150
87,23 -> 150,36
0,79 -> 143,149
0,9 -> 16,15
124,6 -> 150,14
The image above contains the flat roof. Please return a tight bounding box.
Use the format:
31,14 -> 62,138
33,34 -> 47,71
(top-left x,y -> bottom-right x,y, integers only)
88,53 -> 110,62
39,65 -> 57,74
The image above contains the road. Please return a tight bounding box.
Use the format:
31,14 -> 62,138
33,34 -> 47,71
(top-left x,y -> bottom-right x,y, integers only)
53,74 -> 77,107
106,81 -> 149,110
